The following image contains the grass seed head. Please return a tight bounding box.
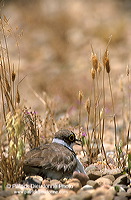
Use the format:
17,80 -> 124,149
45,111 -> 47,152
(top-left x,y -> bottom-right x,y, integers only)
100,108 -> 104,120
98,62 -> 102,74
105,57 -> 110,73
79,91 -> 83,102
126,65 -> 130,76
16,87 -> 20,104
85,98 -> 91,115
12,70 -> 16,82
103,50 -> 110,73
91,53 -> 98,71
103,49 -> 108,67
91,68 -> 96,79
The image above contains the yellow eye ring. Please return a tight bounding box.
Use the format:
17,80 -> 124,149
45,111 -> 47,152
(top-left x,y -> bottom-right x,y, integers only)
69,134 -> 75,141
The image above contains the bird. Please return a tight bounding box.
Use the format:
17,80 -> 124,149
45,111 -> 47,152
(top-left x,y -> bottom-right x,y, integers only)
23,129 -> 86,180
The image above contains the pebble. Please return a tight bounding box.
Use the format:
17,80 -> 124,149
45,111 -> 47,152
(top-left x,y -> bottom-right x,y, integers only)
92,196 -> 106,200
87,180 -> 100,189
38,192 -> 52,200
85,165 -> 98,173
0,197 -> 5,200
42,179 -> 50,186
37,187 -> 48,195
73,171 -> 89,186
80,184 -> 93,191
103,174 -> 115,182
26,193 -> 42,200
113,174 -> 128,186
52,193 -> 66,200
95,177 -> 113,186
52,189 -> 76,200
106,169 -> 122,179
114,196 -> 128,200
66,178 -> 82,192
59,188 -> 75,196
108,186 -> 117,195
117,191 -> 129,197
0,189 -> 15,198
87,171 -> 101,180
127,187 -> 131,194
49,179 -> 62,191
99,168 -> 122,179
25,176 -> 43,185
92,186 -> 115,200
5,195 -> 19,200
70,190 -> 92,200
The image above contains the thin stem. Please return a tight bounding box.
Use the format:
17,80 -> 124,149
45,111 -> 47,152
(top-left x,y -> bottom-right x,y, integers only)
108,73 -> 120,166
78,101 -> 81,139
101,118 -> 111,169
0,66 -> 6,121
127,69 -> 130,122
102,66 -> 105,142
108,74 -> 115,113
1,17 -> 12,87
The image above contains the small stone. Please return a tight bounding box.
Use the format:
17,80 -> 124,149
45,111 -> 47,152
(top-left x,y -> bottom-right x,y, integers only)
87,180 -> 100,189
41,181 -> 50,190
92,196 -> 106,200
80,184 -> 93,191
0,189 -> 15,197
50,180 -> 61,185
109,186 -> 117,196
127,187 -> 131,194
101,168 -> 122,179
0,197 -> 5,200
66,178 -> 82,192
59,188 -> 75,196
85,165 -> 98,173
70,190 -> 92,200
37,187 -> 48,195
5,195 -> 19,200
114,196 -> 128,200
95,177 -> 113,186
73,171 -> 89,186
68,194 -> 80,200
103,175 -> 115,182
17,193 -> 25,200
113,174 -> 128,186
39,192 -> 52,200
117,191 -> 128,197
27,193 -> 42,200
87,171 -> 101,180
92,186 -> 115,200
48,190 -> 58,195
42,179 -> 50,186
25,175 -> 43,185
52,193 -> 66,200
49,179 -> 61,191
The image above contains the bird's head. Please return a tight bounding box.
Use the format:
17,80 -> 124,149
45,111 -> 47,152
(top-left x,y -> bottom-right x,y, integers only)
54,129 -> 81,147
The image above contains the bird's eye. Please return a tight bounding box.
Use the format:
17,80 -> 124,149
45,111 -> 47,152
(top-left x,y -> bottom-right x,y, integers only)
69,134 -> 75,141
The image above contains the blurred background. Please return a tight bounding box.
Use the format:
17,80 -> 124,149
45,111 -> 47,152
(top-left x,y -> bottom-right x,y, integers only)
1,0 -> 131,121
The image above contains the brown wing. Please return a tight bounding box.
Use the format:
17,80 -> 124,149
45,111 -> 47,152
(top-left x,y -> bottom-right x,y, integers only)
24,143 -> 77,173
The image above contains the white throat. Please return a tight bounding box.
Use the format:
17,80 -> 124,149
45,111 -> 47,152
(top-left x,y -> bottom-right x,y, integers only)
52,138 -> 73,151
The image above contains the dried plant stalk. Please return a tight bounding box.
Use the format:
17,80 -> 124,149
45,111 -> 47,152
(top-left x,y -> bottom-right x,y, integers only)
78,91 -> 83,139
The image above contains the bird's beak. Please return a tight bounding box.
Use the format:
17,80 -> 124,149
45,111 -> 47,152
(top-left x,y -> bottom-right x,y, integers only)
75,138 -> 82,146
